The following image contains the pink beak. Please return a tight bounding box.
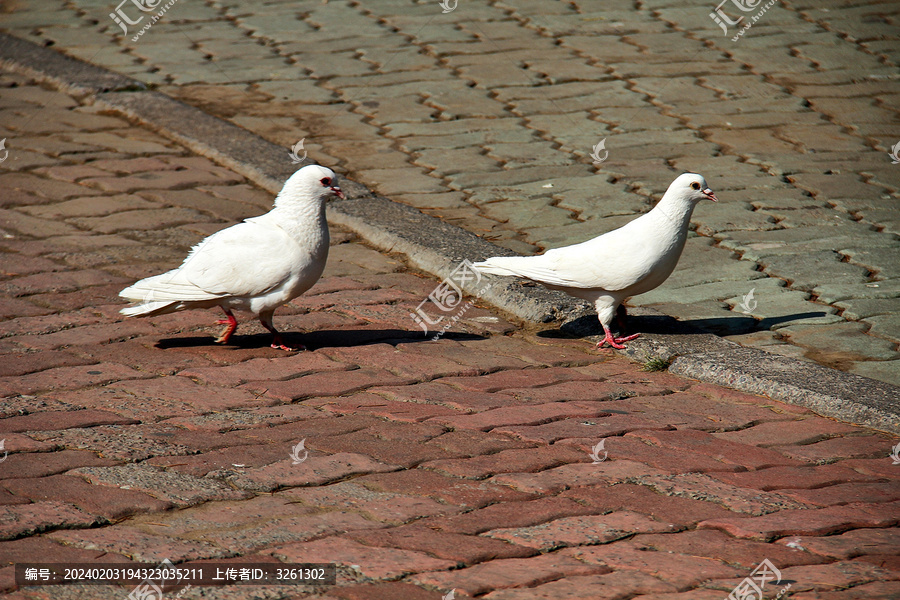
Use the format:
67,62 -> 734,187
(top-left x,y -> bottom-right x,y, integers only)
332,185 -> 345,199
703,188 -> 718,202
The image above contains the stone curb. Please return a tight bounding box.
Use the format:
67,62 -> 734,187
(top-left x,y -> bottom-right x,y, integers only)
2,32 -> 897,434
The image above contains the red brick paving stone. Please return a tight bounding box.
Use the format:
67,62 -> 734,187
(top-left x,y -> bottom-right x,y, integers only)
459,336 -> 599,368
560,540 -> 743,591
319,342 -> 480,381
490,460 -> 669,495
0,535 -> 132,567
629,473 -> 816,515
574,435 -> 743,474
0,450 -> 119,480
0,363 -> 151,396
178,352 -> 352,386
0,297 -> 52,320
0,433 -> 53,453
70,337 -> 220,376
713,418 -> 861,447
269,536 -> 456,579
328,582 -> 439,600
160,402 -> 325,431
427,401 -> 611,432
709,465 -> 884,491
0,349 -> 94,378
69,463 -> 252,507
425,429 -> 536,457
782,527 -> 900,560
636,529 -> 827,569
689,382 -> 815,416
1,474 -> 172,519
773,435 -> 898,463
559,483 -> 737,528
621,391 -> 802,431
214,452 -> 401,493
483,571 -> 678,600
775,561 -> 898,593
629,591 -> 738,600
397,339 -> 532,372
0,310 -> 101,337
305,392 -> 463,423
0,501 -> 101,540
495,415 -> 674,444
355,469 -> 535,509
483,511 -> 678,550
61,376 -> 278,422
0,255 -> 67,277
9,320 -> 158,350
439,366 -> 594,393
412,552 -> 611,597
0,269 -> 127,297
786,581 -> 900,599
698,501 -> 900,541
345,524 -> 537,564
853,554 -> 900,572
244,368 -> 413,401
627,428 -> 804,470
149,442 -> 298,476
838,457 -> 900,479
372,381 -> 517,411
308,429 -> 456,469
499,380 -> 676,403
782,482 -> 900,507
48,526 -> 229,562
217,414 -> 383,447
0,487 -> 29,507
279,481 -> 461,524
422,497 -> 597,536
0,409 -> 136,433
423,444 -> 588,480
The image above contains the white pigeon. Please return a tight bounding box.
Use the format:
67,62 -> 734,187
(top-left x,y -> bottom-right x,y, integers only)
473,173 -> 718,349
119,165 -> 343,351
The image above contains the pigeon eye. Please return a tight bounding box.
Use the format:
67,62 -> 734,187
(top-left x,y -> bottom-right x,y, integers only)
691,182 -> 701,190
320,177 -> 331,186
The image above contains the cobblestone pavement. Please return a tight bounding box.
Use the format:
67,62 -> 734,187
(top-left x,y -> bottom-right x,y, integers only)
2,69 -> 900,600
2,0 -> 898,385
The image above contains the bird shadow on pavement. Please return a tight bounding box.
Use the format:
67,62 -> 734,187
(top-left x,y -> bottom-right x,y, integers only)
539,311 -> 828,340
154,329 -> 485,351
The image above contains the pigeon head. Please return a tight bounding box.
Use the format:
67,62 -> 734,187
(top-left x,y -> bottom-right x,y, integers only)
276,165 -> 345,208
672,172 -> 718,203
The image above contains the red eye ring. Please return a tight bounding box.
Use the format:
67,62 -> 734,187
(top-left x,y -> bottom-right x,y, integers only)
320,177 -> 331,186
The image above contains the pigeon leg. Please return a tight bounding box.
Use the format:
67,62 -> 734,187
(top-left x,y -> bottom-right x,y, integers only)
259,311 -> 304,352
596,325 -> 641,350
215,308 -> 238,344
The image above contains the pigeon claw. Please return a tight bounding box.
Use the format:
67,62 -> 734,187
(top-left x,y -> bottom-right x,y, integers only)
597,328 -> 640,350
215,308 -> 239,344
271,342 -> 305,352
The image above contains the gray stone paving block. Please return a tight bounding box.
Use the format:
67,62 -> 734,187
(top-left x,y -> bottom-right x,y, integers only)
632,276 -> 787,308
778,322 -> 898,362
480,198 -> 576,231
447,165 -> 591,190
842,248 -> 900,280
642,300 -> 753,336
758,250 -> 871,292
814,279 -> 900,305
834,299 -> 900,321
716,226 -> 897,261
865,314 -> 900,345
849,360 -> 900,388
413,147 -> 502,176
691,202 -> 779,236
